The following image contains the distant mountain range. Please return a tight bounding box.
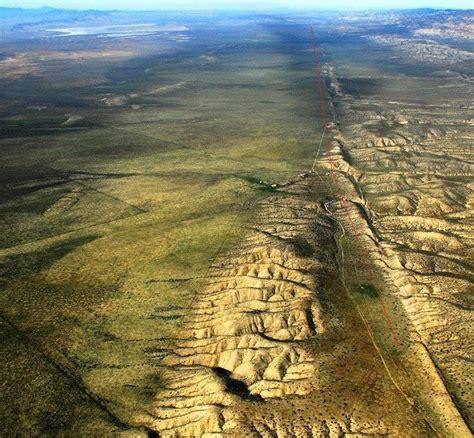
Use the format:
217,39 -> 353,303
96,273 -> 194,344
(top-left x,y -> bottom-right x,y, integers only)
0,7 -> 114,26
0,6 -> 471,40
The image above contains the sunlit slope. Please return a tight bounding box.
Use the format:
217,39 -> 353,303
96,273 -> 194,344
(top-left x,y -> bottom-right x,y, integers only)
0,17 -> 323,434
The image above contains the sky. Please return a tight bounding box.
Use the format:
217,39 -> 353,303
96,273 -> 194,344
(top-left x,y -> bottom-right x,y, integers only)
1,0 -> 472,9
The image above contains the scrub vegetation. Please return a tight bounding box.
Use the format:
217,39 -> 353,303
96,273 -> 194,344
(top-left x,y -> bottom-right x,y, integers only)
0,7 -> 472,436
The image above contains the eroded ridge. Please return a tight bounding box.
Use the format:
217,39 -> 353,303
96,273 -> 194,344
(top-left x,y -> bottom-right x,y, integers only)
324,52 -> 474,429
137,177 -> 333,435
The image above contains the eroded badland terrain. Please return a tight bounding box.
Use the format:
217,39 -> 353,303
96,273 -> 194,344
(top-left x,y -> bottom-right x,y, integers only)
0,7 -> 473,437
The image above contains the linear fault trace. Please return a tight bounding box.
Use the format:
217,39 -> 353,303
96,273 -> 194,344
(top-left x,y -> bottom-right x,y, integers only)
310,26 -> 400,348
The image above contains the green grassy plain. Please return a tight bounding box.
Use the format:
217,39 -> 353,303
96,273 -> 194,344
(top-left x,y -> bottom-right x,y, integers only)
3,10 -> 472,434
0,16 -> 324,433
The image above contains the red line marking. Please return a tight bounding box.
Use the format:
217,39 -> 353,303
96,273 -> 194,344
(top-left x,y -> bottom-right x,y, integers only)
310,26 -> 401,348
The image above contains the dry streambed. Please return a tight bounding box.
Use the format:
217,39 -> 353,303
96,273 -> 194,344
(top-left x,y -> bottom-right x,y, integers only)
325,40 -> 474,433
133,175 -> 457,437
138,35 -> 474,435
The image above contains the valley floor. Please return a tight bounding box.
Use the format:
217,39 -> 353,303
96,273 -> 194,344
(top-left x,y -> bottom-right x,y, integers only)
0,8 -> 472,437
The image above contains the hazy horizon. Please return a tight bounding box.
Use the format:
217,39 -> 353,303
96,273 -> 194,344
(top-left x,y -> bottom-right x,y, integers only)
1,1 -> 473,11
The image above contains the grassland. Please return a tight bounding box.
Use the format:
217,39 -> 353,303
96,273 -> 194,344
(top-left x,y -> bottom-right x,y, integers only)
0,13 -> 326,435
1,8 -> 472,436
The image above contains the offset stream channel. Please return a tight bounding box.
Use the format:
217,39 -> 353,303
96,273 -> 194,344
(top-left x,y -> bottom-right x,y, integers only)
136,165 -> 468,436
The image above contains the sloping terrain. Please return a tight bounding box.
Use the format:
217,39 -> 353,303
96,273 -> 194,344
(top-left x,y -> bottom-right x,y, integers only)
137,174 -> 459,436
0,8 -> 472,437
322,14 -> 474,432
